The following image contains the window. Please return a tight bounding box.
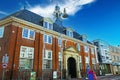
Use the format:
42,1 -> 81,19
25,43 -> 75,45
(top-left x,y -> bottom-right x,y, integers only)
84,46 -> 89,53
44,34 -> 52,44
77,43 -> 80,51
79,56 -> 82,63
91,48 -> 94,54
58,52 -> 62,61
79,56 -> 82,71
93,64 -> 96,70
19,46 -> 34,69
58,52 -> 62,70
43,21 -> 53,30
43,50 -> 52,69
58,38 -> 62,46
66,30 -> 73,37
22,28 -> 35,40
92,58 -> 95,64
0,27 -> 4,38
85,57 -> 89,63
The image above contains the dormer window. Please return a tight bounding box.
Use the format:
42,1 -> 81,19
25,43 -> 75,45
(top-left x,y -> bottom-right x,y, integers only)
66,30 -> 73,37
43,21 -> 53,30
82,34 -> 87,42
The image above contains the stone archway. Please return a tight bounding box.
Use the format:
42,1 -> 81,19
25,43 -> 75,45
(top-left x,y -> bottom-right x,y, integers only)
63,47 -> 81,78
67,57 -> 77,78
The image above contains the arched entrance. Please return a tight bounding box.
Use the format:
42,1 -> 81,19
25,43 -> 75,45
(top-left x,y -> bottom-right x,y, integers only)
67,57 -> 77,78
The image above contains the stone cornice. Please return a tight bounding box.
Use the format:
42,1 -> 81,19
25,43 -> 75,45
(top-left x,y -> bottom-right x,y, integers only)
0,16 -> 95,48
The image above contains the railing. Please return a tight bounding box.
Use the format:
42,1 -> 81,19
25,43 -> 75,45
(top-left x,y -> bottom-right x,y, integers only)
0,69 -> 54,80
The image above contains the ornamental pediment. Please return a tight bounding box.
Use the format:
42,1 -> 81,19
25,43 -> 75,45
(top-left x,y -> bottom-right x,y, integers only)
64,46 -> 78,53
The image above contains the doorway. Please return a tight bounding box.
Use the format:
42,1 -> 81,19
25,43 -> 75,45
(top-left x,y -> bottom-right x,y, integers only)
67,57 -> 77,78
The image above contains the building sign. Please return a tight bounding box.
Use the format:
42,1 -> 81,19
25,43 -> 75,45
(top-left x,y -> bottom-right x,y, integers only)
2,54 -> 9,68
30,72 -> 36,80
2,54 -> 9,63
53,71 -> 57,79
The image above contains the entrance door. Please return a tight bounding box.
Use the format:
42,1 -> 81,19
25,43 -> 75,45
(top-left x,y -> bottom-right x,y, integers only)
67,57 -> 77,78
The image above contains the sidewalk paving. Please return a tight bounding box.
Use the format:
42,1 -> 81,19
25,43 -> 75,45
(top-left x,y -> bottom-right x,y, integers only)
59,74 -> 120,80
97,74 -> 120,80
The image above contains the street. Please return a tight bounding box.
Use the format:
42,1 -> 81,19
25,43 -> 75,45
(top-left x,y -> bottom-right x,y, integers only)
97,75 -> 120,80
68,75 -> 120,80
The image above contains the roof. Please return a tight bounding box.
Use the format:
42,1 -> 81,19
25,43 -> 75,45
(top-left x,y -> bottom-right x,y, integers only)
0,9 -> 93,45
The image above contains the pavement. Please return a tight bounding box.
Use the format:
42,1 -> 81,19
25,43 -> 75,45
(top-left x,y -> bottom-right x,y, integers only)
97,74 -> 120,80
58,75 -> 120,80
69,74 -> 120,80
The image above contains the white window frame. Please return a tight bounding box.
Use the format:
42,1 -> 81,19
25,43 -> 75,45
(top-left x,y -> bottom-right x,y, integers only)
77,43 -> 81,51
58,38 -> 62,46
58,52 -> 62,61
44,34 -> 52,44
85,57 -> 89,63
84,46 -> 89,53
19,46 -> 34,69
0,27 -> 4,38
43,50 -> 52,60
43,50 -> 52,69
66,30 -> 73,37
91,48 -> 94,54
92,58 -> 95,64
58,52 -> 62,70
43,21 -> 53,30
79,56 -> 82,63
22,28 -> 35,40
79,56 -> 82,71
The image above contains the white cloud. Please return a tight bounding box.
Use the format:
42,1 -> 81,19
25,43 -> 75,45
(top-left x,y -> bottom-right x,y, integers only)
28,0 -> 95,17
0,11 -> 8,15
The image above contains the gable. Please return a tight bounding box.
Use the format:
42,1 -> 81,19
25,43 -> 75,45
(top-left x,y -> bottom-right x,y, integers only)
65,47 -> 78,53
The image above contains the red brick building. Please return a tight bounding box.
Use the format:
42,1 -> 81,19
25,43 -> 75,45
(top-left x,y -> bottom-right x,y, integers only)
0,9 -> 97,79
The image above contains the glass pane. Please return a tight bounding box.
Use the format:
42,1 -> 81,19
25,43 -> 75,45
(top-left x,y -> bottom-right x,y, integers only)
29,30 -> 35,39
70,32 -> 73,37
44,35 -> 47,43
84,46 -> 89,53
49,23 -> 53,30
66,31 -> 69,36
22,28 -> 28,38
48,36 -> 52,43
46,60 -> 52,69
58,38 -> 62,45
43,22 -> 48,28
48,52 -> 51,59
28,48 -> 34,59
77,44 -> 80,51
20,46 -> 28,58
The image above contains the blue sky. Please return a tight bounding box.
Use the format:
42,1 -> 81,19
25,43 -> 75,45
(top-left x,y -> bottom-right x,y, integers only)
0,0 -> 120,46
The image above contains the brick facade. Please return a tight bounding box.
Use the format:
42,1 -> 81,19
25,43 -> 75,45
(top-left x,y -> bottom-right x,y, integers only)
0,13 -> 97,79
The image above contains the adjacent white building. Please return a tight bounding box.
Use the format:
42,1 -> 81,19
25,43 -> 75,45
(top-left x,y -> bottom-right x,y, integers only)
93,39 -> 112,75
